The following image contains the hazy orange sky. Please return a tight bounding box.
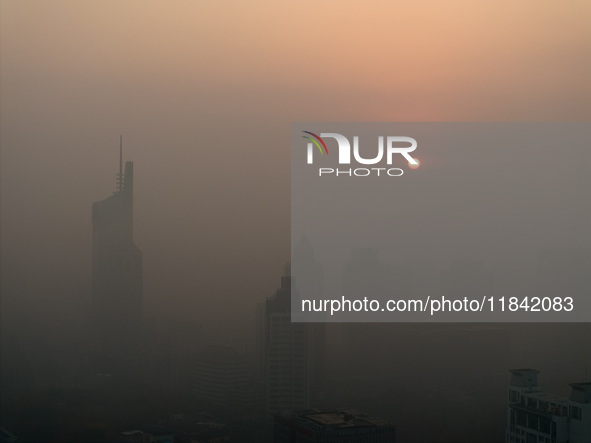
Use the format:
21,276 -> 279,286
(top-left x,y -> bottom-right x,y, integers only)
1,0 -> 590,337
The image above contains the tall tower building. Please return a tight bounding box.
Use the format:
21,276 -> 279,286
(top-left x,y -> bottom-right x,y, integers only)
337,248 -> 391,377
264,265 -> 309,418
292,235 -> 326,404
91,141 -> 143,378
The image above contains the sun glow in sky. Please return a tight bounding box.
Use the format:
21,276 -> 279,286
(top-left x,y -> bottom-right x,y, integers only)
1,0 -> 590,324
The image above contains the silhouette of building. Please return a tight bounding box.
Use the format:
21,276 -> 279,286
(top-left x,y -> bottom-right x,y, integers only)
292,235 -> 327,404
121,414 -> 231,442
143,317 -> 202,395
536,249 -> 591,300
506,369 -> 591,443
337,248 -> 394,377
191,345 -> 252,409
91,141 -> 143,378
255,300 -> 266,385
274,408 -> 396,442
264,265 -> 309,418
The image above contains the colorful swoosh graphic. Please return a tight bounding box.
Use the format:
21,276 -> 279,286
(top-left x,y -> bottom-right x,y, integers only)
302,131 -> 328,155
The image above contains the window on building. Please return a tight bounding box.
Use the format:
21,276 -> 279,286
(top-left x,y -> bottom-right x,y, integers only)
571,406 -> 582,420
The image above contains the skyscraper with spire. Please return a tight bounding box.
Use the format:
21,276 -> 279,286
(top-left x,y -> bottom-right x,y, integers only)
91,138 -> 143,378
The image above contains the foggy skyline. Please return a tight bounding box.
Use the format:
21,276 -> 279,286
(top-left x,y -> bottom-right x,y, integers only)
2,0 -> 590,338
1,2 -> 591,441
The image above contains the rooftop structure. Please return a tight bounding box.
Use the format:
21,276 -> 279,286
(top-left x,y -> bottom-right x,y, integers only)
274,408 -> 396,443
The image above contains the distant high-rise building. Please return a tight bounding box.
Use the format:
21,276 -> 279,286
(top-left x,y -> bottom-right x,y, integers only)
536,248 -> 591,301
255,300 -> 266,384
506,368 -> 591,443
264,265 -> 309,418
441,260 -> 493,302
274,408 -> 396,443
144,317 -> 203,394
292,235 -> 327,404
91,142 -> 143,377
192,345 -> 252,409
337,248 -> 392,376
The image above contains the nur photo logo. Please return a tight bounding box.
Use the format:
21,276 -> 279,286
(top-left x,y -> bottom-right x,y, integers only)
302,131 -> 420,177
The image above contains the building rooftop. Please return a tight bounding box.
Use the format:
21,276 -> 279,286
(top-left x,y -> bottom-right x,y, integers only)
509,368 -> 540,389
285,408 -> 394,430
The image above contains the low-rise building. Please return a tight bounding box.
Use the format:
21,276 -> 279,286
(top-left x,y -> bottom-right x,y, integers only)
274,408 -> 395,443
506,368 -> 591,443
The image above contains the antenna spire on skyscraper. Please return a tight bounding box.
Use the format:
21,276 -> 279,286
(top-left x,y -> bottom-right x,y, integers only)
118,135 -> 123,192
